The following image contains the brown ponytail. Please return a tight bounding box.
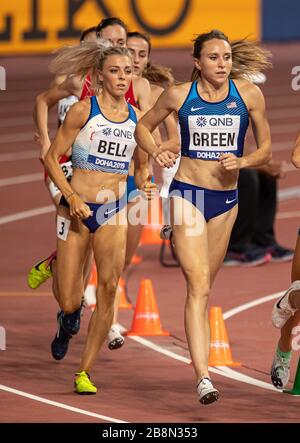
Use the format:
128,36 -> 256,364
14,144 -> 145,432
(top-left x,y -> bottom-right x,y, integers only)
191,30 -> 272,81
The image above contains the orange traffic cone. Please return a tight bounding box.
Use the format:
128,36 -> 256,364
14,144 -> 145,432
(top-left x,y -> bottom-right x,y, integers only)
148,195 -> 163,225
125,279 -> 169,336
208,306 -> 241,367
131,254 -> 143,265
140,225 -> 162,245
140,197 -> 163,245
84,262 -> 97,311
118,277 -> 133,309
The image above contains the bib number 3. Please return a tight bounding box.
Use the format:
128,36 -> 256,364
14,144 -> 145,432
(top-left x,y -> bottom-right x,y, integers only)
57,215 -> 71,241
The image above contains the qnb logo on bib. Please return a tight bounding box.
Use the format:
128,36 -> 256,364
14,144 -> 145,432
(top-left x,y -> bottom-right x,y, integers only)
188,114 -> 241,159
99,126 -> 134,140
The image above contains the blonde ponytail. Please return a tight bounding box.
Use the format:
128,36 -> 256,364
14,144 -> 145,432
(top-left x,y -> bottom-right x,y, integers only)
49,42 -> 133,92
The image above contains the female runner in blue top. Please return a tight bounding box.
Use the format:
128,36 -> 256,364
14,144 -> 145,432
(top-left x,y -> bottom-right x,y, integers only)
135,30 -> 272,405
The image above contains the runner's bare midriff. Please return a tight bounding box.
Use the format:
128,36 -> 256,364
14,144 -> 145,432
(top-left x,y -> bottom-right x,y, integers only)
71,168 -> 127,203
175,156 -> 238,190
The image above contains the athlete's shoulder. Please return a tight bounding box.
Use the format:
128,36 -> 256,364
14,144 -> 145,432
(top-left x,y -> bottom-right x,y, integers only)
160,82 -> 192,111
233,78 -> 264,108
133,76 -> 150,88
233,77 -> 263,97
133,76 -> 151,98
164,82 -> 191,99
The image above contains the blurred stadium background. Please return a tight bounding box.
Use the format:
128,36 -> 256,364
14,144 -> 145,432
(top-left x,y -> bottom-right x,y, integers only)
0,0 -> 300,56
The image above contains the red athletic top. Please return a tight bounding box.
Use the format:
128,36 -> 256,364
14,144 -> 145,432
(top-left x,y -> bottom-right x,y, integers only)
125,80 -> 138,107
80,74 -> 94,100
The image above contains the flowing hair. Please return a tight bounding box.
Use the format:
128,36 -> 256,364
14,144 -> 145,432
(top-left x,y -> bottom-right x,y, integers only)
49,42 -> 132,92
191,29 -> 272,81
143,63 -> 174,86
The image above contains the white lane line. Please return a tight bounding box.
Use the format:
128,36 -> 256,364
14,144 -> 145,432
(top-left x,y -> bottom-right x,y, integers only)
0,150 -> 37,162
267,97 -> 300,107
223,292 -> 284,320
119,326 -> 224,378
0,132 -> 33,143
277,211 -> 300,219
272,141 -> 292,151
217,367 -> 278,391
0,116 -> 32,128
283,163 -> 297,172
0,385 -> 127,423
119,327 -> 278,393
270,124 -> 299,134
269,108 -> 300,119
278,186 -> 300,201
0,173 -> 43,187
0,206 -> 55,225
120,290 -> 285,394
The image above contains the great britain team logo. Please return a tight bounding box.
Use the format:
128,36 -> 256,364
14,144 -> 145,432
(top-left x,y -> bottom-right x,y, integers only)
196,116 -> 207,127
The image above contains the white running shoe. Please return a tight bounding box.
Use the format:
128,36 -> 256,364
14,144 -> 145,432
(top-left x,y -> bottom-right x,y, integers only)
107,324 -> 125,350
272,280 -> 300,328
197,378 -> 219,405
270,350 -> 291,389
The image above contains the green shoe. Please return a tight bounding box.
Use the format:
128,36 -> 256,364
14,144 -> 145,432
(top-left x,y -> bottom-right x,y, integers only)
74,371 -> 97,395
27,258 -> 53,289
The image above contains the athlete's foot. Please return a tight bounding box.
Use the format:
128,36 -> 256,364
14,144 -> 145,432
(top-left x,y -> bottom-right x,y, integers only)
27,253 -> 55,289
197,378 -> 219,405
270,348 -> 291,389
107,324 -> 125,350
223,249 -> 271,267
60,304 -> 83,336
51,305 -> 83,360
51,311 -> 72,361
267,244 -> 294,263
74,371 -> 97,395
272,280 -> 300,328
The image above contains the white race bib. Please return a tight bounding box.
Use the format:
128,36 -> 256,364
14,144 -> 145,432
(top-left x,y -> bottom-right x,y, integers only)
58,96 -> 78,123
87,127 -> 136,173
188,114 -> 241,157
57,215 -> 71,241
60,160 -> 73,181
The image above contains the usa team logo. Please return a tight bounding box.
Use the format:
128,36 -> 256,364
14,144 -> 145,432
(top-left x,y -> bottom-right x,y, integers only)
102,127 -> 112,136
227,101 -> 237,109
196,116 -> 207,127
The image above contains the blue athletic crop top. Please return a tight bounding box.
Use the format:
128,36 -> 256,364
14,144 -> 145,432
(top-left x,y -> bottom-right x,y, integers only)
178,80 -> 249,161
72,96 -> 138,174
